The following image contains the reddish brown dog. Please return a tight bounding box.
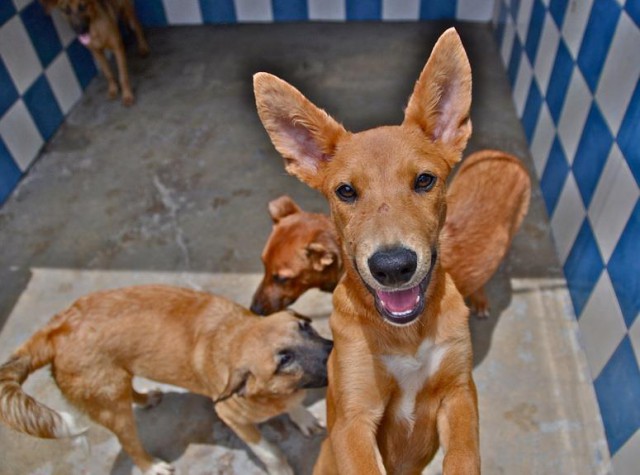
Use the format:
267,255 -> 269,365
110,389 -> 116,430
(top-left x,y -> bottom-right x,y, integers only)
43,0 -> 149,106
255,28 -> 481,474
0,285 -> 332,475
251,149 -> 531,319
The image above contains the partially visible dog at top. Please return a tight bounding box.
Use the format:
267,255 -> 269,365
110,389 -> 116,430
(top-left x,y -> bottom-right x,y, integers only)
41,0 -> 149,106
0,285 -> 332,475
251,149 -> 531,319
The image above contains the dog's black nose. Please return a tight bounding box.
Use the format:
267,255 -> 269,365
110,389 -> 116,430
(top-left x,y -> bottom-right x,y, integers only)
368,247 -> 417,286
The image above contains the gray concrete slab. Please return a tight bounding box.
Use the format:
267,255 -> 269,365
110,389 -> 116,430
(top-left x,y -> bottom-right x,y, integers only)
0,22 -> 610,474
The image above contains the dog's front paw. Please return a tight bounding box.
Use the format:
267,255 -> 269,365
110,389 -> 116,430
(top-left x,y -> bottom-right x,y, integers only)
140,390 -> 163,409
122,93 -> 135,107
138,45 -> 150,57
288,405 -> 324,437
144,460 -> 174,475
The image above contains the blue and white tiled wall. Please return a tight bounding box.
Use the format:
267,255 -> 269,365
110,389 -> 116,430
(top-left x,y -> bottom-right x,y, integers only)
494,0 -> 640,471
0,0 -> 97,204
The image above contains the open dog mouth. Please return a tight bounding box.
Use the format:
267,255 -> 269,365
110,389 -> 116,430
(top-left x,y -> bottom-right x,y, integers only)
78,33 -> 91,46
361,251 -> 437,326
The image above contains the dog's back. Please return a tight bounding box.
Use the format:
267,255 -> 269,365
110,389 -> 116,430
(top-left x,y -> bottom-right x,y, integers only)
441,150 -> 531,298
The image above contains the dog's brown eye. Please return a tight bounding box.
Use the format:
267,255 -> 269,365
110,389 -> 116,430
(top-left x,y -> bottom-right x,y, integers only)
336,183 -> 357,203
277,350 -> 295,370
273,274 -> 290,285
415,173 -> 436,193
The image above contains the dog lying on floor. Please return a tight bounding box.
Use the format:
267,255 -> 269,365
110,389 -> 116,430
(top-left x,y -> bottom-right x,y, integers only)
250,149 -> 531,318
0,285 -> 332,475
254,27 -> 480,474
42,0 -> 149,106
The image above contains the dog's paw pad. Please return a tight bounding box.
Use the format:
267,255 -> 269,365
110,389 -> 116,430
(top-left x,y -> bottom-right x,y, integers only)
145,460 -> 174,475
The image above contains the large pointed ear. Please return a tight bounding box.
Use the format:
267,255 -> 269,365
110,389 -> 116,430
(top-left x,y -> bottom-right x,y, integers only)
253,73 -> 349,189
403,28 -> 472,163
268,195 -> 301,224
215,368 -> 249,403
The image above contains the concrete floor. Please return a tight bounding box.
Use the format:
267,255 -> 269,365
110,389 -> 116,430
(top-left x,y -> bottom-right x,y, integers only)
0,22 -> 610,474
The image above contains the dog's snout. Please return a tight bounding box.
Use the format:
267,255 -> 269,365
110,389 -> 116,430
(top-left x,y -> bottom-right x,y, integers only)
368,247 -> 417,286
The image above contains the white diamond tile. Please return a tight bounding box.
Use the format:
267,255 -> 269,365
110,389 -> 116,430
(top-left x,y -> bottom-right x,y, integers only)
382,0 -> 419,20
234,0 -> 273,22
588,144 -> 640,262
308,0 -> 345,20
534,12 -> 561,94
51,8 -> 76,47
578,271 -> 628,378
46,53 -> 82,115
163,0 -> 203,24
562,0 -> 594,59
595,12 -> 640,136
456,0 -> 494,21
530,102 -> 555,178
501,16 -> 516,65
513,54 -> 533,118
551,172 -> 586,263
631,314 -> 640,373
516,0 -> 535,43
12,0 -> 31,10
558,68 -> 592,164
612,428 -> 640,475
0,17 -> 43,94
0,100 -> 43,171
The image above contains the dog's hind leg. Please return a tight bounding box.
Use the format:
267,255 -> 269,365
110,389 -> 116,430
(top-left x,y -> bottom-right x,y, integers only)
122,0 -> 149,57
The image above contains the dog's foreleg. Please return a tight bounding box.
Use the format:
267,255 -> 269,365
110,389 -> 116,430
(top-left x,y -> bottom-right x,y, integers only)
92,49 -> 119,100
288,403 -> 324,436
112,41 -> 134,106
122,0 -> 150,57
216,403 -> 293,475
328,418 -> 386,475
436,383 -> 480,475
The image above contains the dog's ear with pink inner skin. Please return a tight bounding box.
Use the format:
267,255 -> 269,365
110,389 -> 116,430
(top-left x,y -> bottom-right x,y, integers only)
268,195 -> 301,224
253,73 -> 349,189
403,28 -> 472,166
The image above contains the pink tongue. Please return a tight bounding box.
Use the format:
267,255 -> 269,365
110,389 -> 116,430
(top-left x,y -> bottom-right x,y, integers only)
79,34 -> 91,46
376,285 -> 420,314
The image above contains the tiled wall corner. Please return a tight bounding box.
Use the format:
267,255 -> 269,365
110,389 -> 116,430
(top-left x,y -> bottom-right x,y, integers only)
493,0 -> 640,471
0,0 -> 96,204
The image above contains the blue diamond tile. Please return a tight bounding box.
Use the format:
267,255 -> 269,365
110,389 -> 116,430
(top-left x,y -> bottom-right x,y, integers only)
540,137 -> 570,215
546,39 -> 574,124
67,39 -> 97,89
525,0 -> 546,64
549,0 -> 569,28
0,57 -> 19,118
627,0 -> 640,27
608,201 -> 640,328
420,0 -> 455,20
23,75 -> 64,142
0,139 -> 22,205
594,336 -> 640,455
618,81 -> 640,186
577,0 -> 622,92
347,0 -> 381,20
522,79 -> 543,143
0,0 -> 16,27
511,0 -> 522,19
564,219 -> 604,317
133,0 -> 167,26
273,0 -> 307,21
199,0 -> 236,23
573,104 -> 614,208
494,1 -> 509,46
508,37 -> 523,88
20,1 -> 62,68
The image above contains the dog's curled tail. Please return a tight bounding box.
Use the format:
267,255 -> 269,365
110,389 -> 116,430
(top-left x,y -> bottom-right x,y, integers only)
0,314 -> 87,439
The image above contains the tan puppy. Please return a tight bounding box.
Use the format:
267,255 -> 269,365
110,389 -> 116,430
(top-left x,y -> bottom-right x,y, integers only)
254,28 -> 480,474
42,0 -> 149,106
251,149 -> 530,318
0,285 -> 332,475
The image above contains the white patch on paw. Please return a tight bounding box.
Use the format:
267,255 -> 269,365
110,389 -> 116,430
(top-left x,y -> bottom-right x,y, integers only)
288,404 -> 324,436
144,460 -> 174,475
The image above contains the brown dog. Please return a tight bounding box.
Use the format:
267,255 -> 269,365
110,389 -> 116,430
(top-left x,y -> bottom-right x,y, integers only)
251,149 -> 530,318
0,285 -> 332,475
42,0 -> 149,106
254,28 -> 480,473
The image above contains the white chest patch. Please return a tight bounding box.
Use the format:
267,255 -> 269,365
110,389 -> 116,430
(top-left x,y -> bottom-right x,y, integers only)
381,338 -> 448,431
